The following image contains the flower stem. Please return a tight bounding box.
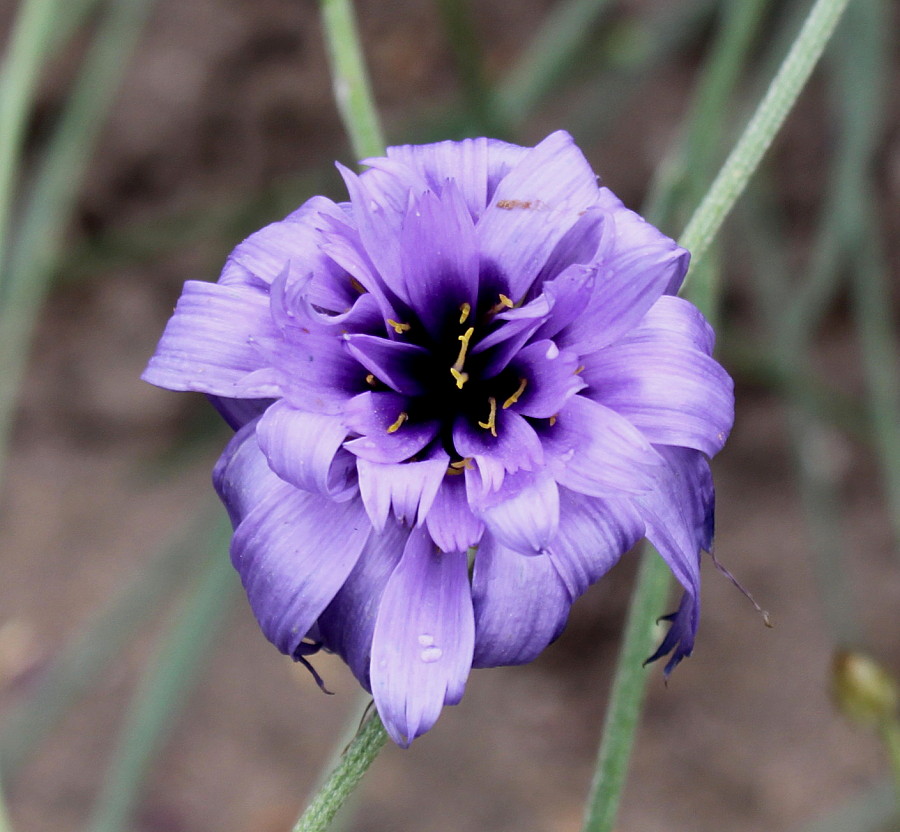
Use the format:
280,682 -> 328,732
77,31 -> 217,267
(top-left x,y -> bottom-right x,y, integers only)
292,709 -> 389,832
679,0 -> 853,271
318,0 -> 385,161
580,548 -> 671,832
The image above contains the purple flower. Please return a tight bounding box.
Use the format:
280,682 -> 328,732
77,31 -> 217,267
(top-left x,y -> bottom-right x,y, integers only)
143,131 -> 733,746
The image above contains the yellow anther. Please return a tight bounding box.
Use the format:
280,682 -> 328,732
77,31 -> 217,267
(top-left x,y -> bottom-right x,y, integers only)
446,465 -> 466,476
450,368 -> 469,389
453,327 -> 475,370
502,378 -> 528,410
449,457 -> 473,470
487,293 -> 516,316
350,277 -> 367,294
574,365 -> 585,375
478,397 -> 498,437
365,373 -> 377,386
386,412 -> 408,434
548,414 -> 557,426
459,302 -> 471,324
387,319 -> 411,334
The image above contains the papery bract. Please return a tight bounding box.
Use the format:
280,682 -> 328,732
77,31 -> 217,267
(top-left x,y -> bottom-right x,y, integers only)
143,131 -> 734,746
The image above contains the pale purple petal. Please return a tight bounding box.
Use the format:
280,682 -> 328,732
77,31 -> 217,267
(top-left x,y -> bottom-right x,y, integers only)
581,336 -> 734,456
142,281 -> 273,396
357,453 -> 449,531
425,473 -> 485,552
370,529 -> 474,746
343,392 -> 439,463
541,395 -> 664,496
548,488 -> 644,598
256,400 -> 357,500
317,520 -> 410,688
212,418 -> 273,527
453,408 -> 543,485
471,468 -> 559,555
230,478 -> 372,656
472,534 -> 571,667
477,131 -> 601,301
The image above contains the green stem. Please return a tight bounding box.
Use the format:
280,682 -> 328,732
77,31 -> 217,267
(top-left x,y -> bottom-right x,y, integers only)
583,1 -> 852,828
580,549 -> 671,832
318,0 -> 385,161
679,0 -> 853,270
292,710 -> 389,832
85,519 -> 236,832
0,0 -> 60,300
882,720 -> 900,811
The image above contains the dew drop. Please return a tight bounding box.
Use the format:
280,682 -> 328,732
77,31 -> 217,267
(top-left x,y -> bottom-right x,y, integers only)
420,646 -> 443,663
417,633 -> 435,647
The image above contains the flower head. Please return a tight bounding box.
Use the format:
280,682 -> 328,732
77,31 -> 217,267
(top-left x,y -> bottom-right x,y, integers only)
143,131 -> 734,745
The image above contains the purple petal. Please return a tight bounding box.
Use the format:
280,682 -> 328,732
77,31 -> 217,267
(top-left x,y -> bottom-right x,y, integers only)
452,408 -> 543,489
142,281 -> 273,396
229,196 -> 356,312
425,472 -> 485,552
207,395 -> 273,431
533,207 -> 607,288
229,465 -> 373,657
471,468 -> 559,555
343,392 -> 439,463
343,334 -> 430,396
581,333 -> 734,457
471,534 -> 571,667
400,184 -> 479,335
357,453 -> 449,531
212,417 -> 273,527
532,263 -> 598,342
547,488 -> 644,598
471,293 -> 552,378
629,294 -> 717,355
370,529 -> 474,746
382,137 -> 530,220
255,400 -> 357,500
506,339 -> 585,418
476,131 -> 601,301
542,395 -> 664,496
317,520 -> 410,688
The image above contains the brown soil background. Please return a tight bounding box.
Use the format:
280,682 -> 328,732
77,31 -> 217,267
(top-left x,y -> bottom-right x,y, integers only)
2,1 -> 899,831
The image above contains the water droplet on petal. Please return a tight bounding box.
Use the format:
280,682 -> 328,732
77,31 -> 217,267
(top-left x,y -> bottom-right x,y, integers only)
418,633 -> 435,647
420,646 -> 443,663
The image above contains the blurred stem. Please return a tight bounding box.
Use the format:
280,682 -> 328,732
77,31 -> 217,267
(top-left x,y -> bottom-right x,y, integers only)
495,0 -> 614,129
679,0 -> 852,271
646,0 -> 770,233
434,0 -> 498,136
292,710 -> 389,832
583,0 -> 852,827
85,519 -> 236,832
580,548 -> 671,832
0,0 -> 155,488
0,502 -> 223,778
318,0 -> 385,161
882,720 -> 900,809
0,0 -> 59,301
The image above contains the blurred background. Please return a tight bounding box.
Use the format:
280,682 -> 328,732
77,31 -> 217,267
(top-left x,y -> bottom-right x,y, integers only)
1,0 -> 898,830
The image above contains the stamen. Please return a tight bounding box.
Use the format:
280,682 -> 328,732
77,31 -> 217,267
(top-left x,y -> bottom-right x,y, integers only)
365,373 -> 377,386
478,397 -> 498,437
386,412 -> 408,433
459,302 -> 471,324
549,414 -> 557,426
487,294 -> 516,316
574,365 -> 585,375
350,277 -> 367,294
450,368 -> 469,389
387,319 -> 411,334
502,378 -> 528,409
449,457 -> 473,469
453,327 -> 475,370
446,465 -> 465,476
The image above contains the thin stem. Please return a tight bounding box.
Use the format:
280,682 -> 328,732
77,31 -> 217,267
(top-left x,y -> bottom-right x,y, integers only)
85,519 -> 236,832
292,710 -> 389,832
0,0 -> 60,301
580,549 -> 671,832
883,720 -> 900,811
582,0 -> 852,828
318,0 -> 385,161
679,0 -> 853,271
